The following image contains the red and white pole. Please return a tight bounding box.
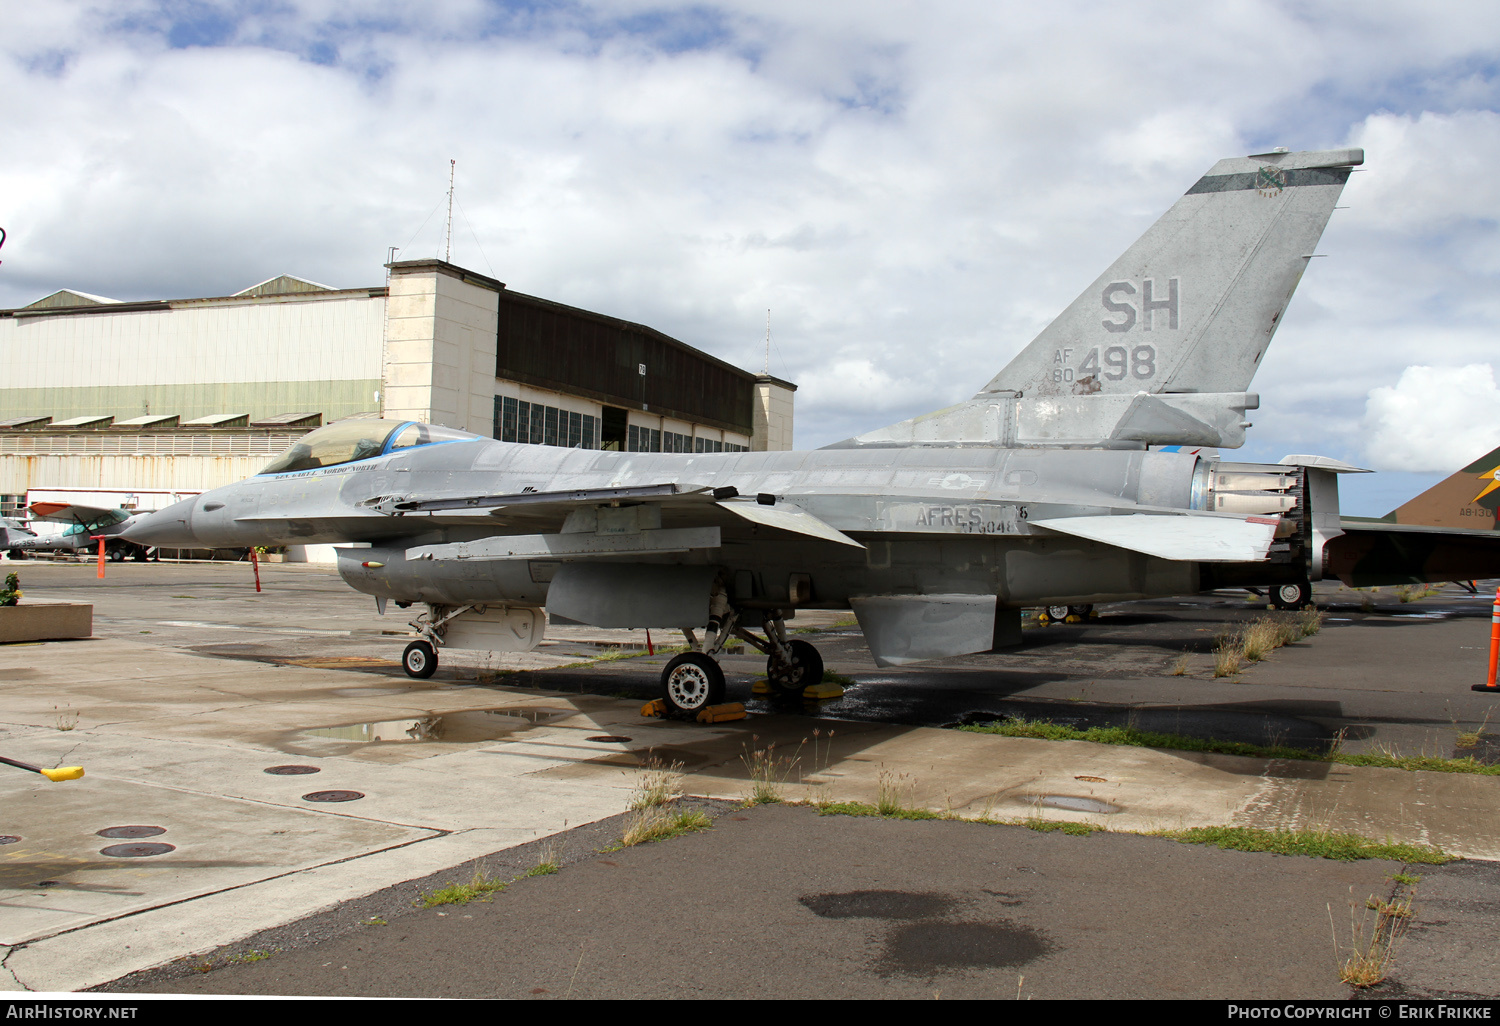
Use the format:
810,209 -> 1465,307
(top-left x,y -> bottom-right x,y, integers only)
94,536 -> 105,579
1473,586 -> 1500,692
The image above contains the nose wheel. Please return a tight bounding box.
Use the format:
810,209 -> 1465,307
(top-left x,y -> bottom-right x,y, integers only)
403,640 -> 438,679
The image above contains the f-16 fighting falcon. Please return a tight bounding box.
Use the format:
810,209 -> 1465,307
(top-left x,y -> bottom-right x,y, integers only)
125,147 -> 1500,715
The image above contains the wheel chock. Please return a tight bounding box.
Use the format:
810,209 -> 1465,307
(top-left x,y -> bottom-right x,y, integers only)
751,678 -> 772,694
1064,614 -> 1083,624
802,683 -> 844,700
1035,612 -> 1051,625
640,699 -> 667,718
696,703 -> 746,724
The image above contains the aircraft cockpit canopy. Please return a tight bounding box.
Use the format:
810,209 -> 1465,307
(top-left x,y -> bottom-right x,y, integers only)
258,419 -> 479,475
61,509 -> 130,536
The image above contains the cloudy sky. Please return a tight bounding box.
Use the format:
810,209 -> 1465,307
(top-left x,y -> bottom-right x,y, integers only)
4,0 -> 1499,513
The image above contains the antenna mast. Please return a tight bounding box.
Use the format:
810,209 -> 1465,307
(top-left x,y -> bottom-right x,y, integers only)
444,159 -> 456,263
764,309 -> 770,374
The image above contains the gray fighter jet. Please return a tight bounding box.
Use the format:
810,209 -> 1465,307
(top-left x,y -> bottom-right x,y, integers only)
131,146 -> 1456,713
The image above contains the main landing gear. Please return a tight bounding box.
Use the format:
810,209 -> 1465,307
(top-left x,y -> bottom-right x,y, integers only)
1270,581 -> 1313,610
656,602 -> 823,717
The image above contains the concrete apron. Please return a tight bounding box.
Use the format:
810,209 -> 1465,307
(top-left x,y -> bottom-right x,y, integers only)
2,640 -> 1498,993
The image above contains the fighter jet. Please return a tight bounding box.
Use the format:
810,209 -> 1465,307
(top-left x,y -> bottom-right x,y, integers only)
9,502 -> 152,561
129,146 -> 1494,714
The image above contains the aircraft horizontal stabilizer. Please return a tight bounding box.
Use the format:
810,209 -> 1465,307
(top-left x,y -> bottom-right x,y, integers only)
719,500 -> 865,548
1031,513 -> 1279,562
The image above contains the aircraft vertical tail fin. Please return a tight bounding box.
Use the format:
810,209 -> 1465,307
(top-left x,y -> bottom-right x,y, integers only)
1380,444 -> 1500,530
978,148 -> 1363,400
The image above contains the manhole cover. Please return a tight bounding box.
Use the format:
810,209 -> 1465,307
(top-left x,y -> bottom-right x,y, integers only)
586,735 -> 633,743
101,843 -> 176,858
0,836 -> 20,845
264,765 -> 321,775
303,790 -> 364,802
97,825 -> 166,839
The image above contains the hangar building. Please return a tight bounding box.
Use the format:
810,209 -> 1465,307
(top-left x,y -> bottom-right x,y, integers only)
0,259 -> 797,538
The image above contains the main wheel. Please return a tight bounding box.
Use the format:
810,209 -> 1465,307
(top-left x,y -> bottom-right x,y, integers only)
766,639 -> 823,697
403,640 -> 438,679
1045,605 -> 1071,621
1272,582 -> 1312,610
660,652 -> 725,715
108,546 -> 125,562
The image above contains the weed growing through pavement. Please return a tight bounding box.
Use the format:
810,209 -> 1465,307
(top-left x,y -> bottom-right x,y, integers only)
1213,633 -> 1242,677
419,866 -> 509,907
959,716 -> 1500,777
621,805 -> 711,846
1333,881 -> 1414,988
876,767 -> 914,815
527,834 -> 565,876
629,756 -> 685,810
1170,653 -> 1190,676
53,705 -> 78,731
740,736 -> 801,806
1452,709 -> 1493,750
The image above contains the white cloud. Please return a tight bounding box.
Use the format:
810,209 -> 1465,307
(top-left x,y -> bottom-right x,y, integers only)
1362,365 -> 1500,471
1,2 -> 1499,452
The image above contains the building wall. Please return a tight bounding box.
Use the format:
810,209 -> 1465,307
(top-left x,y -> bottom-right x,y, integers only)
382,262 -> 500,435
0,454 -> 275,496
753,377 -> 796,451
0,292 -> 385,422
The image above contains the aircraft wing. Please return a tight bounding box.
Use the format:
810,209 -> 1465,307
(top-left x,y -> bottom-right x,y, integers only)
27,501 -> 121,525
1326,520 -> 1500,587
1030,512 -> 1281,562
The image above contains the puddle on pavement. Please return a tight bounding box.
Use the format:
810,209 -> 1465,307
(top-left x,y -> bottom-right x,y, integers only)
1018,794 -> 1121,814
299,706 -> 578,745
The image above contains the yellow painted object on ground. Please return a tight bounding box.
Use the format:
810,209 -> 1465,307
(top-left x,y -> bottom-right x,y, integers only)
639,699 -> 667,718
0,755 -> 84,781
750,678 -> 773,694
802,683 -> 845,701
696,702 -> 746,724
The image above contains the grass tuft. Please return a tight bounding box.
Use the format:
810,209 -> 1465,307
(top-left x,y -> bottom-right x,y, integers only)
1166,825 -> 1453,863
621,806 -> 711,846
629,756 -> 685,810
959,716 -> 1500,776
419,867 -> 509,907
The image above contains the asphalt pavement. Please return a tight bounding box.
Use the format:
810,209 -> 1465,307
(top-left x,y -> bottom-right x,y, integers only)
2,558 -> 1499,998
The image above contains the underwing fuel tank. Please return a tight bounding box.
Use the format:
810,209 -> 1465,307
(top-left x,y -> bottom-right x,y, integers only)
335,546 -> 549,607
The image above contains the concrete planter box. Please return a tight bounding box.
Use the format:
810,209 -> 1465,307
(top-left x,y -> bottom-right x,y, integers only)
0,601 -> 93,643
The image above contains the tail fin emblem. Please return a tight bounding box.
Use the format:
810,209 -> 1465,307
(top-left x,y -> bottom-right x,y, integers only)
1256,166 -> 1287,198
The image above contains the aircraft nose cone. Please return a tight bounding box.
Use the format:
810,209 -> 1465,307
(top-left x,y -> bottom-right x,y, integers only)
123,497 -> 198,548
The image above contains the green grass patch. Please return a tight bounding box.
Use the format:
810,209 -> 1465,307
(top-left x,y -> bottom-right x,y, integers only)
815,800 -> 943,821
959,717 -> 1500,776
1025,820 -> 1101,836
418,869 -> 509,907
1162,825 -> 1454,864
621,807 -> 712,846
821,670 -> 856,685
